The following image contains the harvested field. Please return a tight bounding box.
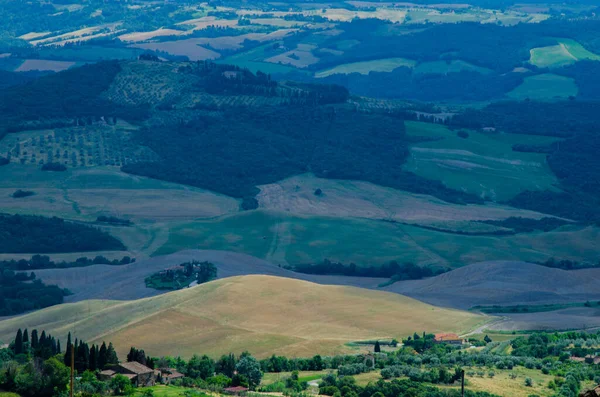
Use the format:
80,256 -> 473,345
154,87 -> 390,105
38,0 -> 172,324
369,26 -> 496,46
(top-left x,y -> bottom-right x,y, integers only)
387,261 -> 600,309
119,28 -> 188,42
316,57 -> 416,77
487,307 -> 600,331
15,59 -> 75,72
256,174 -> 551,223
29,250 -> 385,302
29,23 -> 121,46
176,17 -> 238,31
265,44 -> 319,68
323,8 -> 406,23
132,39 -> 220,61
0,164 -> 239,222
0,275 -> 486,358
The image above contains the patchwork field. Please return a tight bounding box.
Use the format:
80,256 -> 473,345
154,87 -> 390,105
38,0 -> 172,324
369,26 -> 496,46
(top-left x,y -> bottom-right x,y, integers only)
403,121 -> 560,201
507,73 -> 578,100
529,38 -> 600,68
0,275 -> 486,358
315,58 -> 416,78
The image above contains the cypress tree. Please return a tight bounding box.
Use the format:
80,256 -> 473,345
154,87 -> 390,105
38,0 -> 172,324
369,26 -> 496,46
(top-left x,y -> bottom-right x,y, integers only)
374,341 -> 381,353
22,329 -> 29,345
106,342 -> 118,365
98,342 -> 108,369
64,332 -> 72,367
31,329 -> 39,349
14,329 -> 23,355
89,345 -> 97,371
57,339 -> 61,354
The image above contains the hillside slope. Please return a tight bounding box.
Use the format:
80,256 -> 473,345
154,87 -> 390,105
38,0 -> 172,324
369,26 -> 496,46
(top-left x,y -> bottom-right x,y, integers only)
388,261 -> 600,309
0,275 -> 485,358
32,250 -> 386,302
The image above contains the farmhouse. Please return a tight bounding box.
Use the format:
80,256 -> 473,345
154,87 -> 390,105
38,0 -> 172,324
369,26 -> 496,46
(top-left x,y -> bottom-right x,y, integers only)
160,367 -> 185,383
434,333 -> 464,345
99,361 -> 157,386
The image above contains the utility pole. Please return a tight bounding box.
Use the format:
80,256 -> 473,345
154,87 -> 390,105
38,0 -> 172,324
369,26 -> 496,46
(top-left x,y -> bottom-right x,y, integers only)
70,343 -> 74,397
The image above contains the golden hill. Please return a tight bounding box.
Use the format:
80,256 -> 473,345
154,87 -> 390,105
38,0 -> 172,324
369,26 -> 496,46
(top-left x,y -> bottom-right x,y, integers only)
0,275 -> 487,358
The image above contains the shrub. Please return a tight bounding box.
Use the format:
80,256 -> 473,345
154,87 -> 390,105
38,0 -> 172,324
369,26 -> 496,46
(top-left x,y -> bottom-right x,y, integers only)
12,190 -> 34,198
525,377 -> 533,387
41,162 -> 67,172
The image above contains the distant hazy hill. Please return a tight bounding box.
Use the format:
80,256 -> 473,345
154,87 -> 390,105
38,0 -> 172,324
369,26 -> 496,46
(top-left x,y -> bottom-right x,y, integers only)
0,275 -> 485,358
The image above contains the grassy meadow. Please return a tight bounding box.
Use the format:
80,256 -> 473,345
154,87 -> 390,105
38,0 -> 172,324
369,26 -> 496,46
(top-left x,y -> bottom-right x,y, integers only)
507,74 -> 578,100
529,38 -> 600,68
315,58 -> 416,78
403,121 -> 559,201
154,209 -> 600,267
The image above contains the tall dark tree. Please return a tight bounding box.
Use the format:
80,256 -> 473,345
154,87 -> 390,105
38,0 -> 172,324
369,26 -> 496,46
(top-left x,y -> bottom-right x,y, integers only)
56,339 -> 61,354
14,328 -> 23,355
106,342 -> 118,365
22,328 -> 29,345
31,329 -> 39,349
374,341 -> 381,353
98,342 -> 108,369
64,332 -> 72,367
89,345 -> 98,371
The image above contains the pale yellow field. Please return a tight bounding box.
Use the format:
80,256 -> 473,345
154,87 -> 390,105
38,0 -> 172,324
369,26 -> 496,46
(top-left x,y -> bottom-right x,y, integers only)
0,276 -> 487,359
119,28 -> 188,42
256,174 -> 551,224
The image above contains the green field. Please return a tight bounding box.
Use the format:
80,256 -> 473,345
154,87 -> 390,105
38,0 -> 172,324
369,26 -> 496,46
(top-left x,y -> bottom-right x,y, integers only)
154,209 -> 600,267
472,301 -> 600,314
403,121 -> 559,201
414,60 -> 492,75
315,57 -> 416,78
529,38 -> 600,68
507,73 -> 578,101
217,43 -> 305,75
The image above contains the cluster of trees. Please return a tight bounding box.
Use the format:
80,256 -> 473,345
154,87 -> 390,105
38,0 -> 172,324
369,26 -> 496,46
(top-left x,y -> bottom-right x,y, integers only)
290,259 -> 447,281
0,254 -> 134,271
96,216 -> 133,226
12,329 -> 61,360
0,266 -> 68,315
0,61 -> 148,136
536,257 -> 600,270
0,214 -> 126,253
145,261 -> 217,291
1,328 -> 121,397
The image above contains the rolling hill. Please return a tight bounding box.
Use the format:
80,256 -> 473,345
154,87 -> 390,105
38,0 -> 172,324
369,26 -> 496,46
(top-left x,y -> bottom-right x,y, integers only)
388,261 -> 600,309
0,275 -> 486,358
